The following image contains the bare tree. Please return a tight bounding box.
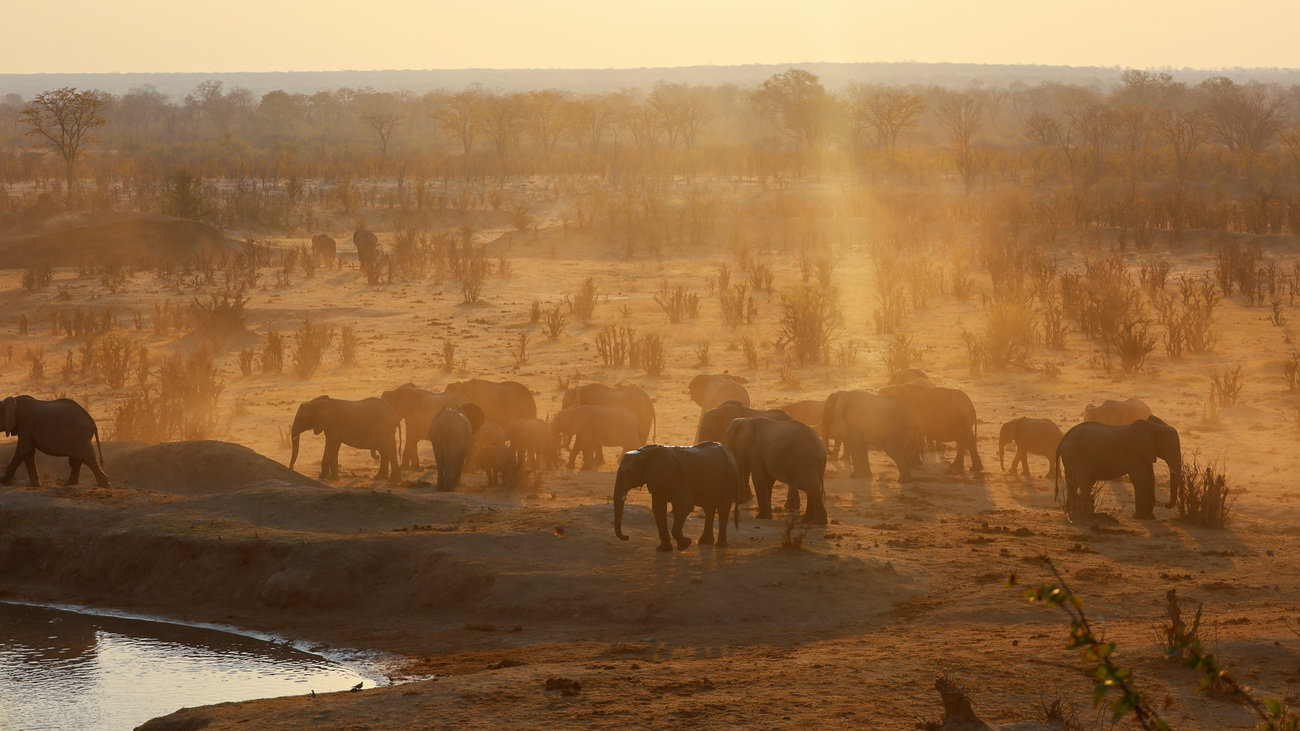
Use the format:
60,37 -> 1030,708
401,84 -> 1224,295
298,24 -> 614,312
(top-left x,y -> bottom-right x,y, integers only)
359,108 -> 403,155
753,68 -> 833,149
1201,77 -> 1286,166
846,83 -> 925,165
565,93 -> 619,152
934,90 -> 985,195
523,89 -> 569,152
1153,106 -> 1208,182
480,92 -> 522,156
432,86 -> 484,154
20,87 -> 107,194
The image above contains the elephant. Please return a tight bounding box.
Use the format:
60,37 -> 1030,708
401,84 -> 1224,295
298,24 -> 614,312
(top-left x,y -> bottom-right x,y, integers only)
1082,398 -> 1153,426
311,234 -> 336,265
506,418 -> 553,470
1,395 -> 109,488
1055,415 -> 1183,520
689,373 -> 750,440
777,398 -> 845,460
998,417 -> 1063,478
480,443 -> 513,487
551,405 -> 643,470
698,401 -> 791,444
429,406 -> 473,491
289,396 -> 401,482
469,422 -> 508,473
380,383 -> 481,469
879,384 -> 983,474
613,442 -> 740,552
887,368 -> 936,388
724,416 -> 828,524
443,379 -> 536,427
562,383 -> 656,443
824,390 -> 922,482
353,229 -> 379,268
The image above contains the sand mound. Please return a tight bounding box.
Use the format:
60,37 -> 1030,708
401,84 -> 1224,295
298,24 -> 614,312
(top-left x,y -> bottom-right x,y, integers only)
106,440 -> 322,496
0,211 -> 240,268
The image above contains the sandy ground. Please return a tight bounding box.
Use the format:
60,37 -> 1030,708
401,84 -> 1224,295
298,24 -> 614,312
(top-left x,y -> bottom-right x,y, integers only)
2,193 -> 1300,729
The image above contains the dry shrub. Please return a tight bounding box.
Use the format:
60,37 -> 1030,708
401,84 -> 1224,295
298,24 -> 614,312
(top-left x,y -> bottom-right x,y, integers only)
566,278 -> 600,321
113,348 -> 223,442
1175,455 -> 1233,528
237,348 -> 255,376
94,330 -> 139,388
719,282 -> 757,327
542,305 -> 567,339
903,260 -> 943,309
293,319 -> 334,379
529,299 -> 541,324
695,341 -> 710,367
190,289 -> 250,340
1283,353 -> 1300,392
882,332 -> 920,373
981,301 -> 1037,370
22,263 -> 53,291
949,259 -> 975,302
775,284 -> 842,366
512,332 -> 530,366
339,325 -> 358,366
631,333 -> 666,377
259,330 -> 284,375
778,516 -> 809,549
26,346 -> 44,383
596,325 -> 635,367
1209,365 -> 1245,407
1138,257 -> 1172,294
438,338 -> 457,373
742,336 -> 759,368
748,260 -> 775,293
835,340 -> 860,367
1111,320 -> 1158,375
654,282 -> 701,324
458,246 -> 489,303
873,279 -> 907,334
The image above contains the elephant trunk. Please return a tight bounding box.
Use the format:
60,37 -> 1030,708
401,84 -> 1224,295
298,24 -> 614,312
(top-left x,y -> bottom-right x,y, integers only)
613,471 -> 632,541
1165,451 -> 1184,509
289,414 -> 307,470
997,440 -> 1005,470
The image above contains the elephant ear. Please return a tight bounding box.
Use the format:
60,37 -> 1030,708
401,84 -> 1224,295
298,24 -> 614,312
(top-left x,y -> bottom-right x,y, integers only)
689,374 -> 711,406
725,418 -> 754,454
1128,420 -> 1158,464
826,392 -> 847,426
1,398 -> 15,436
314,399 -> 338,435
460,402 -> 486,433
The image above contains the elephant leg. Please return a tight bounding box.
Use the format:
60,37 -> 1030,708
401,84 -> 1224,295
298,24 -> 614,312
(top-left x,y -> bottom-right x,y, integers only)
754,472 -> 777,520
889,447 -> 913,483
966,432 -> 984,473
1132,464 -> 1156,520
699,506 -> 716,545
670,499 -> 692,551
716,501 -> 730,548
801,483 -> 829,525
1,447 -> 24,486
24,454 -> 40,487
848,437 -> 872,479
1015,446 -> 1030,476
322,438 -> 341,480
652,498 -> 674,552
785,484 -> 800,514
566,434 -> 581,469
948,439 -> 967,472
85,458 -> 110,489
65,458 -> 82,486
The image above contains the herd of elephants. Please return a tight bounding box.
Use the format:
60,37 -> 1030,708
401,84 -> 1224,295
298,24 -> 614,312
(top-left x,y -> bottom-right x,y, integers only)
0,367 -> 1184,552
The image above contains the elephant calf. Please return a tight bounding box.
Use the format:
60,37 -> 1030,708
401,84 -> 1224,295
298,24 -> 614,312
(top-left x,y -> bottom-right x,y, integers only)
1,395 -> 110,489
1055,415 -> 1183,520
507,418 -> 553,470
614,443 -> 740,551
725,416 -> 828,524
998,417 -> 1063,478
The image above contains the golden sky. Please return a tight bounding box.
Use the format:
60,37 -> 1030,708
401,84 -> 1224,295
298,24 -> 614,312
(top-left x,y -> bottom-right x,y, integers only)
5,0 -> 1298,73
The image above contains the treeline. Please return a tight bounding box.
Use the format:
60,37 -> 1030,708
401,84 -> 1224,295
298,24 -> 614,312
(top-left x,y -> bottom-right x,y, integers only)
2,68 -> 1300,232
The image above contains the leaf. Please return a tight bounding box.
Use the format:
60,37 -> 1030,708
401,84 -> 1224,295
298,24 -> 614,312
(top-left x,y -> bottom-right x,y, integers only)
1265,697 -> 1284,716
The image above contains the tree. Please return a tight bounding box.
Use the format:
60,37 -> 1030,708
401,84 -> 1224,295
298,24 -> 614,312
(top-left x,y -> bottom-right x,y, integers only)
650,83 -> 713,151
753,68 -> 833,148
480,92 -> 522,157
565,93 -> 619,152
1200,77 -> 1286,166
934,90 -> 985,195
1153,105 -> 1208,182
359,108 -> 403,155
523,89 -> 569,152
433,86 -> 484,154
20,87 -> 107,194
846,84 -> 925,165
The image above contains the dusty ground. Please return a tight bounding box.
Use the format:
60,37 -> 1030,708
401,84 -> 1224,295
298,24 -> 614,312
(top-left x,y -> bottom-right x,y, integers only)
2,187 -> 1300,729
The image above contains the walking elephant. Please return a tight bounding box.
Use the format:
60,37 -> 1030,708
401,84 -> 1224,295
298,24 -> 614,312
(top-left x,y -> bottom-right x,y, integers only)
724,417 -> 828,524
443,379 -> 536,427
689,373 -> 750,440
613,442 -> 740,551
998,417 -> 1063,478
879,384 -> 983,474
311,234 -> 336,265
1082,398 -> 1153,426
1,395 -> 109,488
551,405 -> 643,470
777,397 -> 845,460
507,418 -> 553,470
429,406 -> 473,491
380,383 -> 481,469
562,383 -> 656,443
824,390 -> 922,482
1055,415 -> 1183,520
289,396 -> 401,482
353,229 -> 379,268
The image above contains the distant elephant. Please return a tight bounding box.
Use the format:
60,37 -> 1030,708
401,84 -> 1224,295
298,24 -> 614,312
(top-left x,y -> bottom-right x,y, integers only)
311,234 -> 337,265
879,384 -> 983,474
777,397 -> 844,460
507,417 -> 553,470
551,405 -> 643,470
1,395 -> 109,488
998,417 -> 1063,478
725,417 -> 828,524
380,383 -> 480,469
429,406 -> 473,491
613,442 -> 740,551
289,396 -> 401,482
469,422 -> 508,473
887,368 -> 936,388
1055,415 -> 1182,520
562,383 -> 656,443
689,373 -> 750,440
1082,398 -> 1153,426
824,390 -> 922,482
353,229 -> 379,268
444,379 -> 537,426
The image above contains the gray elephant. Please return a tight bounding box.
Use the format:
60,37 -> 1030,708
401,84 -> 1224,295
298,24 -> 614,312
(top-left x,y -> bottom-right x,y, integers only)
1055,415 -> 1183,520
724,416 -> 828,524
1,395 -> 109,488
887,368 -> 936,388
613,442 -> 740,551
444,379 -> 536,426
289,396 -> 401,482
353,229 -> 379,268
506,417 -> 553,470
879,384 -> 983,474
470,422 -> 508,473
998,417 -> 1063,478
429,406 -> 474,491
380,383 -> 477,469
562,383 -> 656,443
311,234 -> 336,265
551,405 -> 643,470
697,400 -> 791,443
1082,398 -> 1152,426
824,390 -> 922,482
689,373 -> 750,440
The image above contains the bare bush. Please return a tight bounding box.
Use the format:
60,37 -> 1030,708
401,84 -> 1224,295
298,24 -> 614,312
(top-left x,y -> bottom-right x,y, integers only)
542,305 -> 567,339
259,330 -> 284,375
742,336 -> 759,368
293,319 -> 334,379
438,338 -> 457,373
719,282 -> 757,327
882,332 -> 920,374
1209,365 -> 1245,407
595,325 -> 635,367
512,332 -> 530,366
190,289 -> 250,340
775,285 -> 842,366
632,333 -> 666,377
1284,353 -> 1300,392
654,282 -> 701,324
22,263 -> 54,291
566,278 -> 600,321
339,326 -> 358,366
1175,455 -> 1233,528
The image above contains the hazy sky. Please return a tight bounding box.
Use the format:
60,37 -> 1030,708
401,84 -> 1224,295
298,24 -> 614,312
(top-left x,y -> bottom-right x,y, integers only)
5,0 -> 1299,74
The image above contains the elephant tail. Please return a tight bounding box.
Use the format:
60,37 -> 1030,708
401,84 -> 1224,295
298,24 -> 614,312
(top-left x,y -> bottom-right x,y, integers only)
93,425 -> 104,467
1053,445 -> 1063,503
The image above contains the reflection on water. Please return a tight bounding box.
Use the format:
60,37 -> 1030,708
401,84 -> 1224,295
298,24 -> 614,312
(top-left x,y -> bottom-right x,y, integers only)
0,602 -> 369,731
